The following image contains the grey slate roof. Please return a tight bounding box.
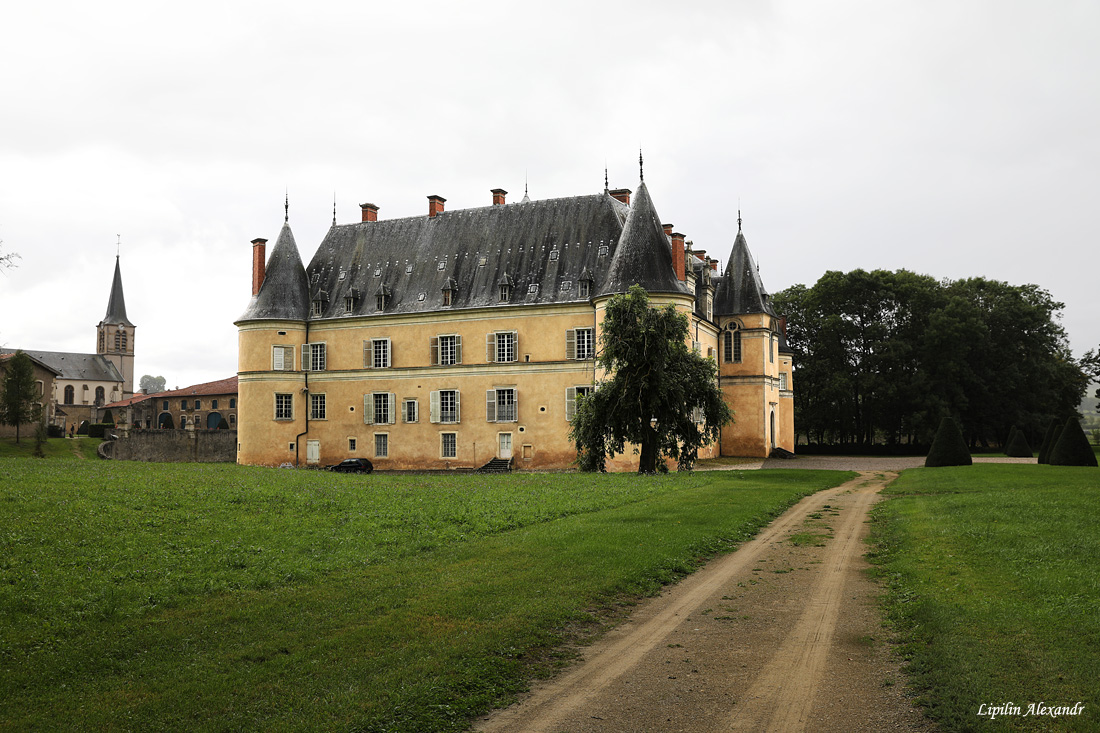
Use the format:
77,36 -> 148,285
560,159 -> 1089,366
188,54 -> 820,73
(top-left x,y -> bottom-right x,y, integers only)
598,182 -> 691,298
713,230 -> 777,318
0,348 -> 123,382
236,222 -> 310,322
280,191 -> 641,320
100,256 -> 134,327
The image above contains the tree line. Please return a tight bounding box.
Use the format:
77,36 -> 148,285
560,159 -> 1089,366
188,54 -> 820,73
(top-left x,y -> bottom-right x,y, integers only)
772,270 -> 1088,449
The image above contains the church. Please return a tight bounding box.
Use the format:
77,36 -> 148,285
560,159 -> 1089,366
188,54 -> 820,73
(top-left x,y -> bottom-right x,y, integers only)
1,256 -> 135,434
235,172 -> 793,471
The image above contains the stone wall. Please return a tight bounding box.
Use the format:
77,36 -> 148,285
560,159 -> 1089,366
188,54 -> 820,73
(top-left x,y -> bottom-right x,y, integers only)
100,428 -> 237,463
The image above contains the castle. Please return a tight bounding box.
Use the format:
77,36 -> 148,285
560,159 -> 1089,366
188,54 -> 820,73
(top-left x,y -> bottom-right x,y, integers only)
235,174 -> 793,471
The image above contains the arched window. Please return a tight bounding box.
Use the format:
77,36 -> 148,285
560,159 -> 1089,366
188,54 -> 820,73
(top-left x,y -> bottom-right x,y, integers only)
723,328 -> 742,364
64,385 -> 75,404
94,386 -> 105,406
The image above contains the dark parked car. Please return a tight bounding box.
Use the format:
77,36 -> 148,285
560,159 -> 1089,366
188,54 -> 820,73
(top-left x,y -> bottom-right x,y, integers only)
326,458 -> 374,474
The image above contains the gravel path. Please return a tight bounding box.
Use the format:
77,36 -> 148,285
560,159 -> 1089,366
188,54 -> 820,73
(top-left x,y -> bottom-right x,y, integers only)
475,471 -> 936,732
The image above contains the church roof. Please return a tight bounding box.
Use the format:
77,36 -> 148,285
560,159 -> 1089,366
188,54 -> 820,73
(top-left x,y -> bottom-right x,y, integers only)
298,191 -> 639,318
0,348 -> 123,382
597,181 -> 692,298
100,255 -> 134,327
236,222 -> 310,322
714,228 -> 777,317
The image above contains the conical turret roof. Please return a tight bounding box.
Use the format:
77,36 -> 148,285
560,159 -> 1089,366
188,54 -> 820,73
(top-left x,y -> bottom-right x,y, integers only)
236,221 -> 309,322
100,255 -> 134,327
714,228 -> 776,316
597,181 -> 690,298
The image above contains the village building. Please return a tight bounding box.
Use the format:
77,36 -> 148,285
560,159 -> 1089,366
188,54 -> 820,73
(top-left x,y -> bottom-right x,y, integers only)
235,174 -> 793,471
104,376 -> 239,431
2,255 -> 134,433
0,352 -> 61,438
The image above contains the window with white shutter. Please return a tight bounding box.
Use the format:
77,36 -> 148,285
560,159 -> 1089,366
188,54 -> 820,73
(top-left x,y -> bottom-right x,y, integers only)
272,345 -> 294,371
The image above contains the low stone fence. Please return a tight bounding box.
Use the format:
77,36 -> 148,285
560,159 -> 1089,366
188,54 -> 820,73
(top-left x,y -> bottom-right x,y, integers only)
99,428 -> 237,463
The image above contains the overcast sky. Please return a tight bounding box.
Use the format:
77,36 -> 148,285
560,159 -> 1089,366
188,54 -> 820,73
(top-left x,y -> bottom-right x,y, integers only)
1,1 -> 1097,390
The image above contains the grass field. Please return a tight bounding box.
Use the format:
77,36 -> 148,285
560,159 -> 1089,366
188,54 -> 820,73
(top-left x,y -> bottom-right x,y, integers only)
0,446 -> 849,731
870,464 -> 1100,732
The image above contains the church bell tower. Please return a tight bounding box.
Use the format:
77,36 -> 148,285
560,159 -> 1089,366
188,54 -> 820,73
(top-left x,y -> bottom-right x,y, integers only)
97,254 -> 136,398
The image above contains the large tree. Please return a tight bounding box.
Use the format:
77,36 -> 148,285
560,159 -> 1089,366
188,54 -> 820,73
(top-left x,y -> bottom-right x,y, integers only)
773,270 -> 1086,448
570,285 -> 731,473
139,375 -> 167,394
1,350 -> 41,444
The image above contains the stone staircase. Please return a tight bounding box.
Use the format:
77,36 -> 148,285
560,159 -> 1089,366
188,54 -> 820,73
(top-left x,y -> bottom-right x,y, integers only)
476,457 -> 513,473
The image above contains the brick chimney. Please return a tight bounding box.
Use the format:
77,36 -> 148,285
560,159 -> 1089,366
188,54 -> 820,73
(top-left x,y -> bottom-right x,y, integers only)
662,223 -> 673,238
710,258 -> 718,271
428,195 -> 446,218
251,238 -> 267,296
693,249 -> 707,262
360,203 -> 379,222
671,232 -> 686,281
609,188 -> 632,205
491,188 -> 507,205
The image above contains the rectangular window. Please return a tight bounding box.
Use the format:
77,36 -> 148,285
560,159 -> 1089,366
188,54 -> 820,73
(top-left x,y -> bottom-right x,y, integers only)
441,432 -> 457,458
349,437 -> 357,452
212,399 -> 218,410
375,433 -> 388,458
229,398 -> 236,408
181,400 -> 188,410
579,280 -> 590,298
403,399 -> 419,423
770,335 -> 776,363
565,386 -> 594,420
310,393 -> 326,420
780,372 -> 789,391
487,331 -> 517,363
302,342 -> 326,371
163,400 -> 169,410
431,334 -> 462,365
195,399 -> 201,409
566,328 -> 594,360
275,393 -> 293,420
487,387 -> 517,422
365,392 -> 396,425
311,300 -> 323,317
364,338 -> 391,368
272,345 -> 295,371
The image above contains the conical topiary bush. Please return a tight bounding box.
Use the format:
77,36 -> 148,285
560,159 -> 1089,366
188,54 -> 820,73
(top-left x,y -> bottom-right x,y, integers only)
1037,420 -> 1059,464
1004,428 -> 1033,458
925,417 -> 973,467
1049,418 -> 1099,467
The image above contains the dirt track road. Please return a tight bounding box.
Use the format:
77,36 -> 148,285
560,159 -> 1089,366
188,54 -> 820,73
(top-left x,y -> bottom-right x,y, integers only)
475,471 -> 934,733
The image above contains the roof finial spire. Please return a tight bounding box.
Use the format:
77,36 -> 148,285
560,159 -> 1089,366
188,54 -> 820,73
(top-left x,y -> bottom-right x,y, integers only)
738,208 -> 742,233
639,148 -> 644,181
284,189 -> 289,223
525,170 -> 529,197
332,191 -> 337,226
604,163 -> 609,193
116,234 -> 121,257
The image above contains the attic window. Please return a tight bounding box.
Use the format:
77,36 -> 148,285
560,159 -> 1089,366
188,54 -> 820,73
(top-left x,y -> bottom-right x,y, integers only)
437,260 -> 446,271
580,280 -> 590,298
442,289 -> 452,307
549,250 -> 559,261
338,270 -> 347,281
479,257 -> 487,267
499,284 -> 511,302
418,292 -> 426,301
561,280 -> 572,291
311,273 -> 320,284
374,268 -> 381,277
311,300 -> 324,317
376,294 -> 386,311
598,244 -> 609,256
527,284 -> 538,295
406,264 -> 413,274
345,297 -> 355,313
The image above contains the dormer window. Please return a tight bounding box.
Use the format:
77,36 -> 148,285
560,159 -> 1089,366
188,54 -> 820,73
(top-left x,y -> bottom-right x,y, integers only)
375,284 -> 391,312
441,277 -> 456,307
344,288 -> 360,314
311,300 -> 324,317
498,273 -> 513,303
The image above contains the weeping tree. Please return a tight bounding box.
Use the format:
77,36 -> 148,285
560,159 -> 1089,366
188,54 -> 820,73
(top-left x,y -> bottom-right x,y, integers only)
570,285 -> 732,473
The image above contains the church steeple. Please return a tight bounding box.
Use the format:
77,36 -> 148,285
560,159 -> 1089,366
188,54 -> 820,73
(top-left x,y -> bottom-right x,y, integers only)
97,253 -> 136,397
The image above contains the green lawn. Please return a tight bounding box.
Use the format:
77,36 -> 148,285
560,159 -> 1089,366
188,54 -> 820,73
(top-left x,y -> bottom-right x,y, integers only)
870,464 -> 1100,732
0,452 -> 849,731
